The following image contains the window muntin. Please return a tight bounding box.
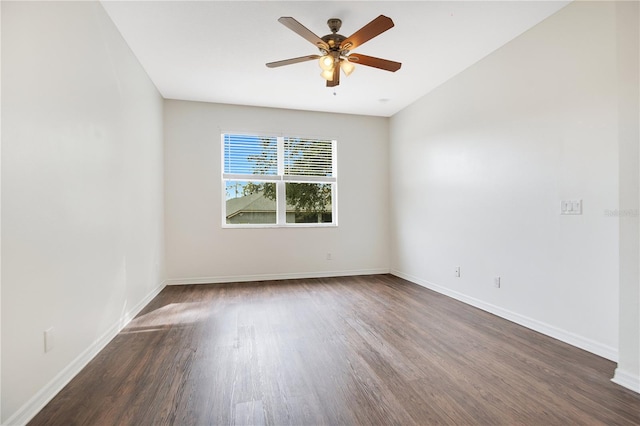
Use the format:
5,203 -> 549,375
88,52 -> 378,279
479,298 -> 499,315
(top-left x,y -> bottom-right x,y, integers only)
222,134 -> 337,227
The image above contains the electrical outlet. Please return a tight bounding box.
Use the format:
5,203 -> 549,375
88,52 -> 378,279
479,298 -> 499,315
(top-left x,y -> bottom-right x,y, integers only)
494,277 -> 501,288
44,327 -> 54,353
455,266 -> 461,278
326,252 -> 332,261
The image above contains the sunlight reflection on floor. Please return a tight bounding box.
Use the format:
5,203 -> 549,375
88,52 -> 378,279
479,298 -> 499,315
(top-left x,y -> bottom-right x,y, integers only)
121,302 -> 211,333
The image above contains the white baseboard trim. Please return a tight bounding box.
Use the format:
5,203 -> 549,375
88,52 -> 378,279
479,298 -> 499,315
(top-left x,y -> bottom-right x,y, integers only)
612,368 -> 640,393
391,269 -> 618,362
165,268 -> 390,285
4,281 -> 167,426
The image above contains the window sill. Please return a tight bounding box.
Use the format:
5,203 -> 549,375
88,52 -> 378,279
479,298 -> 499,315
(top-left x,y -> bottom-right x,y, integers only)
222,223 -> 338,229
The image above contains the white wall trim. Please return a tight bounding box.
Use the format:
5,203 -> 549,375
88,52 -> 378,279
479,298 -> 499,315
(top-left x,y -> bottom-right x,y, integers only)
166,268 -> 390,285
612,368 -> 640,393
391,270 -> 618,362
3,281 -> 167,426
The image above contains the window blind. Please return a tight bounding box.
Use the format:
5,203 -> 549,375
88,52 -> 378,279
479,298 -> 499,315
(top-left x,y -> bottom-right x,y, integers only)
284,138 -> 334,177
223,134 -> 277,175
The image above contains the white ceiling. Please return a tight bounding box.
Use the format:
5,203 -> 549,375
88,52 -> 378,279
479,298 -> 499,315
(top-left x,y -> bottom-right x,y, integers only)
101,1 -> 570,117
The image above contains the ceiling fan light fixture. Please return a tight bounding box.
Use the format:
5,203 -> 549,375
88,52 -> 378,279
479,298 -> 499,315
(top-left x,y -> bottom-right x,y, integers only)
340,59 -> 355,76
319,55 -> 334,71
320,69 -> 334,81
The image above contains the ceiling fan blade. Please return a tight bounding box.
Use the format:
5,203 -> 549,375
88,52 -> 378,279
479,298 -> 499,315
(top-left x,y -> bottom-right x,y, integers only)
278,17 -> 329,50
341,15 -> 394,51
326,65 -> 340,87
266,55 -> 320,68
348,53 -> 402,72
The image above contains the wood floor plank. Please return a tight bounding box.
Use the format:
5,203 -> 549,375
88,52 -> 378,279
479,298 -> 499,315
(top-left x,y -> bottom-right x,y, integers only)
28,275 -> 640,425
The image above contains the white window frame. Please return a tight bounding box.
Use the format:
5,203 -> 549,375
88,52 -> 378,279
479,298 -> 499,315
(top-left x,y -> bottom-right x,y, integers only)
221,133 -> 338,228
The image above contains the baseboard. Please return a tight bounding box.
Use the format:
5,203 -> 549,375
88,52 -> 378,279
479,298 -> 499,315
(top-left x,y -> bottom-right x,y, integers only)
391,269 -> 618,362
612,368 -> 640,393
165,268 -> 390,285
4,280 -> 167,426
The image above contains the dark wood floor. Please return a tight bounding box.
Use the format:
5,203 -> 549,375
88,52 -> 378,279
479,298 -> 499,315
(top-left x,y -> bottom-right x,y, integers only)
30,275 -> 639,425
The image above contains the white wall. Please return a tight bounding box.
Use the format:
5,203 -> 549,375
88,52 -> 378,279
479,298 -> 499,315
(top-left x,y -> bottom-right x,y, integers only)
614,1 -> 640,393
390,0 -> 622,362
1,2 -> 165,423
164,100 -> 389,283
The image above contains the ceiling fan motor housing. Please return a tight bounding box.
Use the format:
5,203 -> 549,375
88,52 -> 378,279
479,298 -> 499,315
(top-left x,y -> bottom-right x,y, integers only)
321,33 -> 346,51
321,18 -> 349,54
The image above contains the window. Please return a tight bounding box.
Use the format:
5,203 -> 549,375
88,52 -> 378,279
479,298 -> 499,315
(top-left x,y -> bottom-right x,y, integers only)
222,133 -> 337,227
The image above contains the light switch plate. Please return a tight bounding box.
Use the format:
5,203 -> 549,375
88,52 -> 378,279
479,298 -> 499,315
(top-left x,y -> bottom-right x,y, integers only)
561,199 -> 582,215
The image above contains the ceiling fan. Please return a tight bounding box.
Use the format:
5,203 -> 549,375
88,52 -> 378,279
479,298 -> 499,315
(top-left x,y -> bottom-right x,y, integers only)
266,15 -> 402,87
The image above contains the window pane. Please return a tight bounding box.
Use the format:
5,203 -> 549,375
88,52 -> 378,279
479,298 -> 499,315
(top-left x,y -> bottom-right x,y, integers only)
284,138 -> 333,177
225,181 -> 276,225
224,134 -> 277,175
285,182 -> 333,224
